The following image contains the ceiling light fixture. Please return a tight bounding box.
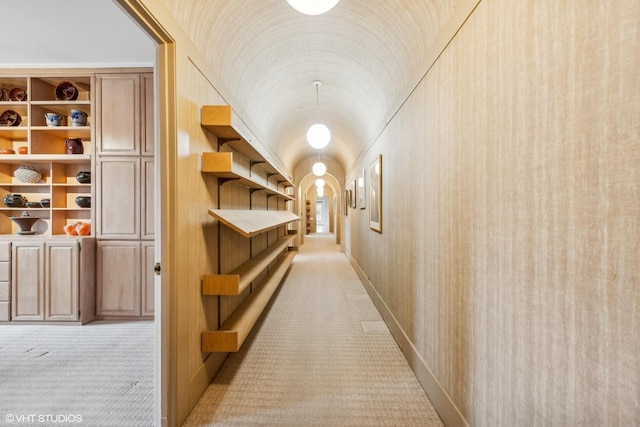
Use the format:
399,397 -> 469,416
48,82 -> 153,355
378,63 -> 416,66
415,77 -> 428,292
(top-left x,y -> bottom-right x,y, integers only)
307,81 -> 330,150
315,178 -> 325,188
287,0 -> 340,15
312,161 -> 326,177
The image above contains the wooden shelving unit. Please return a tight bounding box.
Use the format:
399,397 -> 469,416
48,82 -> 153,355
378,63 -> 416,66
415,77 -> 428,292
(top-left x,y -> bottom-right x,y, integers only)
208,209 -> 299,238
202,233 -> 296,296
0,74 -> 94,236
201,251 -> 295,353
201,152 -> 293,201
200,104 -> 298,353
201,105 -> 294,188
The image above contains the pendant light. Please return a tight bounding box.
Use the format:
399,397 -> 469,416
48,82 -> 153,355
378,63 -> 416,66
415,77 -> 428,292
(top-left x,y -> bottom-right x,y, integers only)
307,81 -> 330,150
287,0 -> 340,15
312,161 -> 326,177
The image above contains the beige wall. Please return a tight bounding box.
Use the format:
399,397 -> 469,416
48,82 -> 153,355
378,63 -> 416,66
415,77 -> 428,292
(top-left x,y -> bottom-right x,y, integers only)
345,0 -> 640,425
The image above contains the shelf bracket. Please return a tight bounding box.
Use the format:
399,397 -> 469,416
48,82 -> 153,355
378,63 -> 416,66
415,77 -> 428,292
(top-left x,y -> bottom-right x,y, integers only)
218,137 -> 242,146
219,177 -> 241,186
250,160 -> 266,170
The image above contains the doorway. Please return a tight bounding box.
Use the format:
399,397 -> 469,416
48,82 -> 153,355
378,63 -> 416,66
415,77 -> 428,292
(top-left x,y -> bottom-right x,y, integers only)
316,197 -> 329,233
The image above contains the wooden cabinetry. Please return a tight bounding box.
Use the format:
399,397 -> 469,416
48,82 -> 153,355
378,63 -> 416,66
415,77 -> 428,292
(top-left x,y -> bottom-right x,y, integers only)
0,74 -> 93,236
95,72 -> 155,318
96,240 -> 154,317
8,237 -> 95,323
0,242 -> 9,321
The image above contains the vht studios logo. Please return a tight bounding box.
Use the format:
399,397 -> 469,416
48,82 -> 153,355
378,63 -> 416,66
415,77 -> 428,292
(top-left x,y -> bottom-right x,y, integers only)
5,414 -> 83,424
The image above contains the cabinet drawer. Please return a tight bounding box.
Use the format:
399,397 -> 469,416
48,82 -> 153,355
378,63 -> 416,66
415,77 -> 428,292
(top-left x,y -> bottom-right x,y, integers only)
0,301 -> 9,321
0,262 -> 10,281
0,242 -> 10,262
0,281 -> 8,301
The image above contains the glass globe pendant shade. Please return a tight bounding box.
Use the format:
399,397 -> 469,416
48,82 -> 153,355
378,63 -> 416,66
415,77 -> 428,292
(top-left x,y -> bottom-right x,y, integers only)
307,123 -> 331,149
287,0 -> 340,15
312,162 -> 327,177
315,178 -> 325,188
317,187 -> 324,197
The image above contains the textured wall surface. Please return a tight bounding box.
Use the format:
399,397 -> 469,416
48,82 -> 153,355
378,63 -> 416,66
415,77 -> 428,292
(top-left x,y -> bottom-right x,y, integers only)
346,0 -> 639,425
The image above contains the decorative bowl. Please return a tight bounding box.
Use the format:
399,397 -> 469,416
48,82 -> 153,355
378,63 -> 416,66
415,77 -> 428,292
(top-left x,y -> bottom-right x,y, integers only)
0,148 -> 15,154
70,109 -> 88,126
55,82 -> 78,101
3,193 -> 27,208
8,87 -> 26,101
0,110 -> 22,127
75,196 -> 91,208
14,165 -> 42,183
25,201 -> 41,209
40,198 -> 50,208
45,112 -> 63,126
9,211 -> 39,235
76,171 -> 91,184
17,146 -> 28,155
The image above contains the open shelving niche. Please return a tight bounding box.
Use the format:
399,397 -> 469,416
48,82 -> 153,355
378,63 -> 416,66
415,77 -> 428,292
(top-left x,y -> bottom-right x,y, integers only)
200,105 -> 299,353
0,75 -> 93,236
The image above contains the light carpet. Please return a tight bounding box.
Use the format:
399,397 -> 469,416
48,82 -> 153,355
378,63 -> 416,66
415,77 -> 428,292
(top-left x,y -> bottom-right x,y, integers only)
184,233 -> 443,426
0,320 -> 154,426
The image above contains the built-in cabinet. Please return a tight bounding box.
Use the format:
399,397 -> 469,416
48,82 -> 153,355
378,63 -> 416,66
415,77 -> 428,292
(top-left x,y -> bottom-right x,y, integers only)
0,68 -> 153,323
0,75 -> 93,236
95,72 -> 155,318
9,237 -> 95,323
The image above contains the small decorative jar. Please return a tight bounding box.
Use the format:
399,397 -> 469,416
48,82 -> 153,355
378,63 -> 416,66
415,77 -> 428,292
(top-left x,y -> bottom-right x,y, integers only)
3,193 -> 27,208
65,138 -> 84,154
76,171 -> 91,183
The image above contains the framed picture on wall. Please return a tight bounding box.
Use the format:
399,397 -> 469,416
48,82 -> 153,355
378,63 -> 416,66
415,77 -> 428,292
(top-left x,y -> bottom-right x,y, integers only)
344,189 -> 350,215
368,154 -> 382,232
357,168 -> 366,209
351,180 -> 357,208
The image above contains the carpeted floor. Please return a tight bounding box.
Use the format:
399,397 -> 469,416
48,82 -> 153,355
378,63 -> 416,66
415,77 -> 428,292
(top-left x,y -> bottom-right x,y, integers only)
0,321 -> 154,427
183,233 -> 443,426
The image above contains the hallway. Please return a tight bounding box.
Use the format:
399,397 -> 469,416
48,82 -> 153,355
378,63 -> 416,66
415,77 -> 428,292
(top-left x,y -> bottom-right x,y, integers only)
184,233 -> 443,426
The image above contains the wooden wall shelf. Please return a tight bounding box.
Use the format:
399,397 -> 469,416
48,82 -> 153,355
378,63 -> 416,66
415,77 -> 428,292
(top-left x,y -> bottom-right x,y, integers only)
201,105 -> 293,187
201,251 -> 295,353
201,152 -> 293,201
203,233 -> 296,296
208,209 -> 299,238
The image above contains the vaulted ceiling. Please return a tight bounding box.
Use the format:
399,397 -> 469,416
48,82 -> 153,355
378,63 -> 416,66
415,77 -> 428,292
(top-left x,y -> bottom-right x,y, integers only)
162,0 -> 454,172
5,0 -> 454,174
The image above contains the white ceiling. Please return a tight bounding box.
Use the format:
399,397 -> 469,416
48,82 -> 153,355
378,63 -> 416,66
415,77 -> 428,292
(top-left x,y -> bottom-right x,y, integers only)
4,0 -> 454,174
1,0 -> 155,68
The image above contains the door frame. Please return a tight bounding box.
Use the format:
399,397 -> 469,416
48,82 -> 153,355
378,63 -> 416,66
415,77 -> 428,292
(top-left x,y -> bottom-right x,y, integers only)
115,2 -> 176,426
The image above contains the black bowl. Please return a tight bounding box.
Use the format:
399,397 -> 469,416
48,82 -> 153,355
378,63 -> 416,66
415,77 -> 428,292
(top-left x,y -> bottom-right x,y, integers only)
75,196 -> 91,208
76,171 -> 91,184
40,198 -> 50,208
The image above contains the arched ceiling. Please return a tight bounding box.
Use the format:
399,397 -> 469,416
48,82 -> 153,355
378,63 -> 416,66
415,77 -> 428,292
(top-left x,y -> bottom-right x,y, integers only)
3,0 -> 455,175
161,0 -> 454,172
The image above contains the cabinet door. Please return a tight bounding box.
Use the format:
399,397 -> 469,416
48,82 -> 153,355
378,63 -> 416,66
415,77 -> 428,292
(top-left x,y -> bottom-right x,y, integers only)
96,241 -> 140,316
141,73 -> 155,156
97,158 -> 140,239
141,241 -> 155,317
96,74 -> 141,155
12,242 -> 45,321
45,241 -> 79,321
142,157 -> 155,240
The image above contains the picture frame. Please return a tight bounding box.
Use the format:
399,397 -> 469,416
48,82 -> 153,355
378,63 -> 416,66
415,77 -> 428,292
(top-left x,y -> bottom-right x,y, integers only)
368,154 -> 382,232
343,189 -> 351,215
357,168 -> 366,209
351,180 -> 357,208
